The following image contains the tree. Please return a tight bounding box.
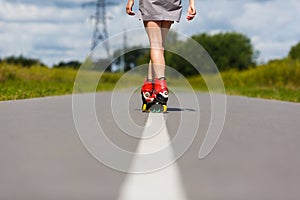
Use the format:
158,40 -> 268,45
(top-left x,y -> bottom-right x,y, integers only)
53,61 -> 82,69
131,32 -> 257,76
289,42 -> 300,60
192,32 -> 256,71
113,46 -> 149,72
1,55 -> 46,67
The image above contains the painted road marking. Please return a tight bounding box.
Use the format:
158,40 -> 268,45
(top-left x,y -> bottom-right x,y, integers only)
118,113 -> 188,200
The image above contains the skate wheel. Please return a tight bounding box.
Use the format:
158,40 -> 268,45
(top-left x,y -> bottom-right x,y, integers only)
142,104 -> 148,112
162,105 -> 167,113
149,103 -> 167,113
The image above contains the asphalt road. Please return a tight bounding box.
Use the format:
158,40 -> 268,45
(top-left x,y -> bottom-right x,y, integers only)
0,92 -> 300,200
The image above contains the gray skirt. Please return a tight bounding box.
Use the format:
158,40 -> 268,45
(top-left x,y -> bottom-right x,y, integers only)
139,0 -> 182,22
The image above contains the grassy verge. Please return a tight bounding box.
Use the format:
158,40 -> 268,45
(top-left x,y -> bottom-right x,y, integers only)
188,59 -> 300,103
0,59 -> 299,103
223,59 -> 300,102
0,63 -> 122,101
0,80 -> 73,101
224,87 -> 300,102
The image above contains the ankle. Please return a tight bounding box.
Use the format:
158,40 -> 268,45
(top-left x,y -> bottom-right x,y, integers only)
147,78 -> 153,82
155,77 -> 166,81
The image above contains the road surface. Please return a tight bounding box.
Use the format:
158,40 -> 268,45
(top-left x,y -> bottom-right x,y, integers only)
0,92 -> 300,200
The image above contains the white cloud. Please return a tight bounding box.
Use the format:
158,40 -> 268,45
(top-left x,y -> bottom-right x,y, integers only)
0,0 -> 299,66
230,0 -> 300,62
0,0 -> 92,65
176,0 -> 300,63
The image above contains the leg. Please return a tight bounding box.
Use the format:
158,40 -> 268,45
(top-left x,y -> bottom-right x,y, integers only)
142,21 -> 172,112
144,21 -> 172,78
161,21 -> 172,49
147,60 -> 153,80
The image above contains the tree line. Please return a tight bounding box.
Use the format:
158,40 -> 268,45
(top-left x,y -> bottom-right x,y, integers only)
0,55 -> 46,68
1,32 -> 299,76
113,32 -> 300,75
0,55 -> 83,69
111,32 -> 258,74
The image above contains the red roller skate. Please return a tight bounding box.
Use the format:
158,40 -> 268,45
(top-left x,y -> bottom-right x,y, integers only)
141,79 -> 155,112
150,77 -> 168,113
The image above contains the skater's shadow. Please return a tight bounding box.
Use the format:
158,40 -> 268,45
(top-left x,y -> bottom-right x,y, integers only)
167,107 -> 197,112
134,108 -> 196,112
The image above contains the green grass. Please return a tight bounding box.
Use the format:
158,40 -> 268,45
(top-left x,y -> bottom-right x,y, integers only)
225,87 -> 300,102
187,59 -> 300,102
0,59 -> 300,103
222,59 -> 300,102
0,63 -> 123,101
0,80 -> 74,101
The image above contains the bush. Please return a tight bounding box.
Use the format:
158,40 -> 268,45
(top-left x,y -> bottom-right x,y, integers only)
289,42 -> 300,60
221,59 -> 300,88
1,55 -> 46,67
192,32 -> 257,71
53,61 -> 82,69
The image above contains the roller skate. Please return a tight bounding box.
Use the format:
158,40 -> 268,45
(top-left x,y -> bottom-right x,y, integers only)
141,79 -> 155,112
150,77 -> 168,113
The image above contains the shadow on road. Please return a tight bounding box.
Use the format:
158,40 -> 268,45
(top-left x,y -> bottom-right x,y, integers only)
134,108 -> 197,112
167,108 -> 197,112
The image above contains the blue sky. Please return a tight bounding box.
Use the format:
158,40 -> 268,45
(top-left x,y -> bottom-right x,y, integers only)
0,0 -> 299,66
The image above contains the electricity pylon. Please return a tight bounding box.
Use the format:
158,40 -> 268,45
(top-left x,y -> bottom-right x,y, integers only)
82,0 -> 119,57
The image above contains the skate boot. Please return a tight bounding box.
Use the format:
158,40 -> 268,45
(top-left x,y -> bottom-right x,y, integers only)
141,79 -> 155,112
152,77 -> 168,113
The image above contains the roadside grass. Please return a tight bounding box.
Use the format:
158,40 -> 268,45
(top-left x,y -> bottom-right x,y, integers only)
0,59 -> 299,102
0,80 -> 73,101
224,87 -> 300,102
188,59 -> 300,102
0,63 -> 122,101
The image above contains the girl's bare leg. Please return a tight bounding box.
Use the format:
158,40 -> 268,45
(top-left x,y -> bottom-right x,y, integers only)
144,21 -> 172,79
161,21 -> 172,48
147,61 -> 153,80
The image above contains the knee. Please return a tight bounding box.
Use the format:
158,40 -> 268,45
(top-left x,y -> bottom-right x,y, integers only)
150,42 -> 164,51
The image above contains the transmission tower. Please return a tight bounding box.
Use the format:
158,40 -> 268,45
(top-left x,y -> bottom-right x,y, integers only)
82,0 -> 119,56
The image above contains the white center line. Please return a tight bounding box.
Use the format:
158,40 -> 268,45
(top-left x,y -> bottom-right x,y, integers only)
118,113 -> 188,200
